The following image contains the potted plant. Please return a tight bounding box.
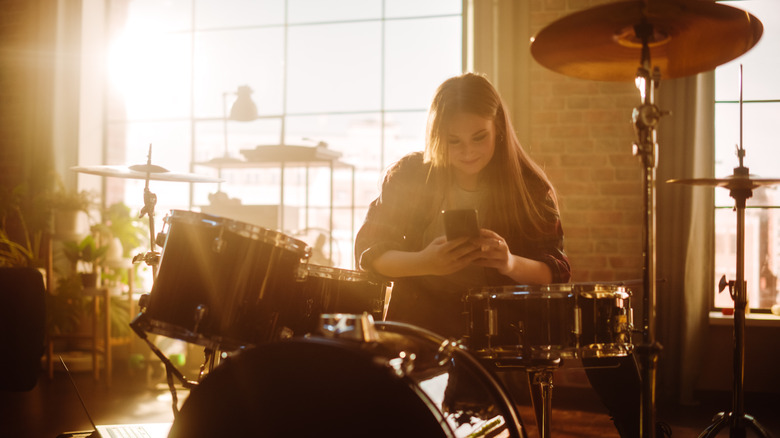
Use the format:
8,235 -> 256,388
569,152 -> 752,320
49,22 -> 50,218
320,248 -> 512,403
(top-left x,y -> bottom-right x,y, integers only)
48,178 -> 96,240
0,183 -> 51,269
92,203 -> 147,338
45,273 -> 86,336
94,202 -> 146,261
61,233 -> 109,288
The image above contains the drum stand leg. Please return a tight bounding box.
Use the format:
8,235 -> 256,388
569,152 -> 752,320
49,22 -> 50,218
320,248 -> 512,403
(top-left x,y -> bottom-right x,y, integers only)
697,156 -> 774,438
526,366 -> 556,438
130,313 -> 198,418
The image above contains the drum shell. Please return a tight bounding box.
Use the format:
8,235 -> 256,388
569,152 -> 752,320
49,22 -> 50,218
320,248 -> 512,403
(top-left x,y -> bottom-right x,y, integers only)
169,321 -> 526,438
465,283 -> 633,360
466,285 -> 578,360
283,264 -> 388,336
144,210 -> 309,349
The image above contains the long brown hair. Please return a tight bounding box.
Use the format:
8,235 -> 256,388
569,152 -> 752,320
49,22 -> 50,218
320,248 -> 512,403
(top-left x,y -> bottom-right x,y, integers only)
424,73 -> 559,238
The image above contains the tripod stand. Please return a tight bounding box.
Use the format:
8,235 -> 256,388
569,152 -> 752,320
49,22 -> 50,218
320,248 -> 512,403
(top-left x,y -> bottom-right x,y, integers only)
668,64 -> 777,438
692,158 -> 775,438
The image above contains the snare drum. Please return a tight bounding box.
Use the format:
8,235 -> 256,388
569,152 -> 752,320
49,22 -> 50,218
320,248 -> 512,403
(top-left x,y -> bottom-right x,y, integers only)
575,283 -> 633,358
169,318 -> 527,438
141,210 -> 310,350
281,264 -> 388,337
465,284 -> 578,360
465,283 -> 633,360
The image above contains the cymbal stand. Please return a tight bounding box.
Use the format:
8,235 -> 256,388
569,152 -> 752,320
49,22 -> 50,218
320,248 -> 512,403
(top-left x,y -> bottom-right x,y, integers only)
631,21 -> 666,438
698,83 -> 773,438
132,145 -> 161,281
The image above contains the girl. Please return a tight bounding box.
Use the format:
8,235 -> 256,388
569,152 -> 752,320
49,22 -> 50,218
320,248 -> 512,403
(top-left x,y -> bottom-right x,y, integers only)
355,72 -> 570,337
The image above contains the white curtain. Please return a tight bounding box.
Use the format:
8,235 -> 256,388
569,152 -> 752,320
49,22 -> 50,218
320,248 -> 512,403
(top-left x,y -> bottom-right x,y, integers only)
656,72 -> 715,404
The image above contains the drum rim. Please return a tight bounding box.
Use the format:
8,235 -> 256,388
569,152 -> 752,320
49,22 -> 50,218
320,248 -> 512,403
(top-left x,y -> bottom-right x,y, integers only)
302,263 -> 378,282
166,209 -> 311,255
467,282 -> 631,299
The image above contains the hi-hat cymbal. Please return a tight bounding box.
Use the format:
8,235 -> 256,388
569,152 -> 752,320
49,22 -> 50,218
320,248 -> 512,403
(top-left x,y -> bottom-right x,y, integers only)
530,0 -> 763,82
72,164 -> 223,183
667,175 -> 780,191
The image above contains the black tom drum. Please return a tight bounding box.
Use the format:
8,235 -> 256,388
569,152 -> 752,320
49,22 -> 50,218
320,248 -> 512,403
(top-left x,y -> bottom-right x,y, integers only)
140,210 -> 310,350
282,264 -> 388,337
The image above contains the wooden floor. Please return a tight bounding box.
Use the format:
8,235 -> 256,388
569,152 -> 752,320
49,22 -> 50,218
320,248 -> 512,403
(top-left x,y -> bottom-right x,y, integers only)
1,351 -> 778,438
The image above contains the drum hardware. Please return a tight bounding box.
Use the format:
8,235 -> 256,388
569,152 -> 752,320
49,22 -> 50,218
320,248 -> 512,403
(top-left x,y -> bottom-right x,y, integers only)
435,338 -> 459,367
667,66 -> 774,438
466,284 -> 633,438
130,312 -> 198,418
531,2 -> 763,436
192,304 -> 207,335
319,312 -> 379,343
72,144 -> 224,281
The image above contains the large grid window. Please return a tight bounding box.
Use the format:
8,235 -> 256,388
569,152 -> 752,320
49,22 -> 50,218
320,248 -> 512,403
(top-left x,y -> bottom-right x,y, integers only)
714,0 -> 779,312
106,0 -> 462,271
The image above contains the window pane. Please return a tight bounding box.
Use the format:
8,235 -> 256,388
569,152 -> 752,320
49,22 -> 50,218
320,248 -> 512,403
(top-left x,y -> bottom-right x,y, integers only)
285,113 -> 382,169
192,118 -> 284,163
287,22 -> 382,112
384,111 -> 427,168
195,0 -> 285,29
714,207 -> 780,310
109,33 -> 192,120
385,0 -> 461,18
385,17 -> 462,110
715,1 -> 780,101
124,0 -> 193,33
194,28 -> 286,118
714,102 -> 780,190
288,0 -> 382,23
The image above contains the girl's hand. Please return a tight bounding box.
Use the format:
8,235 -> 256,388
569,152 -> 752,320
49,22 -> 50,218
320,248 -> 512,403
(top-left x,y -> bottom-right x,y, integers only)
419,235 -> 481,276
471,229 -> 515,276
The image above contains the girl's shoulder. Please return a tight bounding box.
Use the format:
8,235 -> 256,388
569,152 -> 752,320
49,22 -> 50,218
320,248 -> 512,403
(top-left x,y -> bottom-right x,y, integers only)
384,151 -> 430,183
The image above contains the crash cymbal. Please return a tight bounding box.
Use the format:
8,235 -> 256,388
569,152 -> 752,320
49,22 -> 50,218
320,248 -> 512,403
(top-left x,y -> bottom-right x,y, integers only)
72,164 -> 224,183
667,175 -> 780,191
530,0 -> 763,82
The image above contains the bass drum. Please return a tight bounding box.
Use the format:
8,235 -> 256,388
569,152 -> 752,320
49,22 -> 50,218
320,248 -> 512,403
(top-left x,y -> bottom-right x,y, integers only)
169,319 -> 527,438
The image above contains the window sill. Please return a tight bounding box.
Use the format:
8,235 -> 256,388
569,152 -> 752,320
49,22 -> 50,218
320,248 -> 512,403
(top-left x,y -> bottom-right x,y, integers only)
709,311 -> 780,328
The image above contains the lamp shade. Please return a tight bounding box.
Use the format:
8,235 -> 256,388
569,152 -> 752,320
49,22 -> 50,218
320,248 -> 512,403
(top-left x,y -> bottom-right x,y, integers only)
229,85 -> 258,121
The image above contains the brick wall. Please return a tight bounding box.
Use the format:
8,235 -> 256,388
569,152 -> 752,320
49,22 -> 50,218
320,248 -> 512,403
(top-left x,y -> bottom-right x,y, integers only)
528,0 -> 645,284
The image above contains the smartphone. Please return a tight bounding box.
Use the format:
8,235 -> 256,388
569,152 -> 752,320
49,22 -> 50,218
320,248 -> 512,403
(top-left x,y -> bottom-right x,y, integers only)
442,209 -> 480,240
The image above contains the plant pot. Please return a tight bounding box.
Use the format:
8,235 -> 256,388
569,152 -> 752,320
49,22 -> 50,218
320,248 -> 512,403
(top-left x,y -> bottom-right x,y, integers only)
79,272 -> 98,289
54,209 -> 84,241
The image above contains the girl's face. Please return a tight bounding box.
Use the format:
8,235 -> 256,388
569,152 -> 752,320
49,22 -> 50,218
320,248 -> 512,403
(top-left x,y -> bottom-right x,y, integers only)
445,111 -> 496,190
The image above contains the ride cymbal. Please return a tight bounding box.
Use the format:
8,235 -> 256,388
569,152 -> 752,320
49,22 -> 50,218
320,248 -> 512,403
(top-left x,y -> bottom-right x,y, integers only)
667,175 -> 780,191
530,0 -> 763,82
72,164 -> 223,183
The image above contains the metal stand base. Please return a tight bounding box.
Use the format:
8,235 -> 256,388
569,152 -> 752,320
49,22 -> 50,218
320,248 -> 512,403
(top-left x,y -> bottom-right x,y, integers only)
526,366 -> 557,438
699,411 -> 774,438
492,357 -> 561,438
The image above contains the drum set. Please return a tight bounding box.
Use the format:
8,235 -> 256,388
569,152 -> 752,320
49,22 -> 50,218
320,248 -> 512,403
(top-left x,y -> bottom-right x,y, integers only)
71,1 -> 776,437
76,154 -> 638,438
